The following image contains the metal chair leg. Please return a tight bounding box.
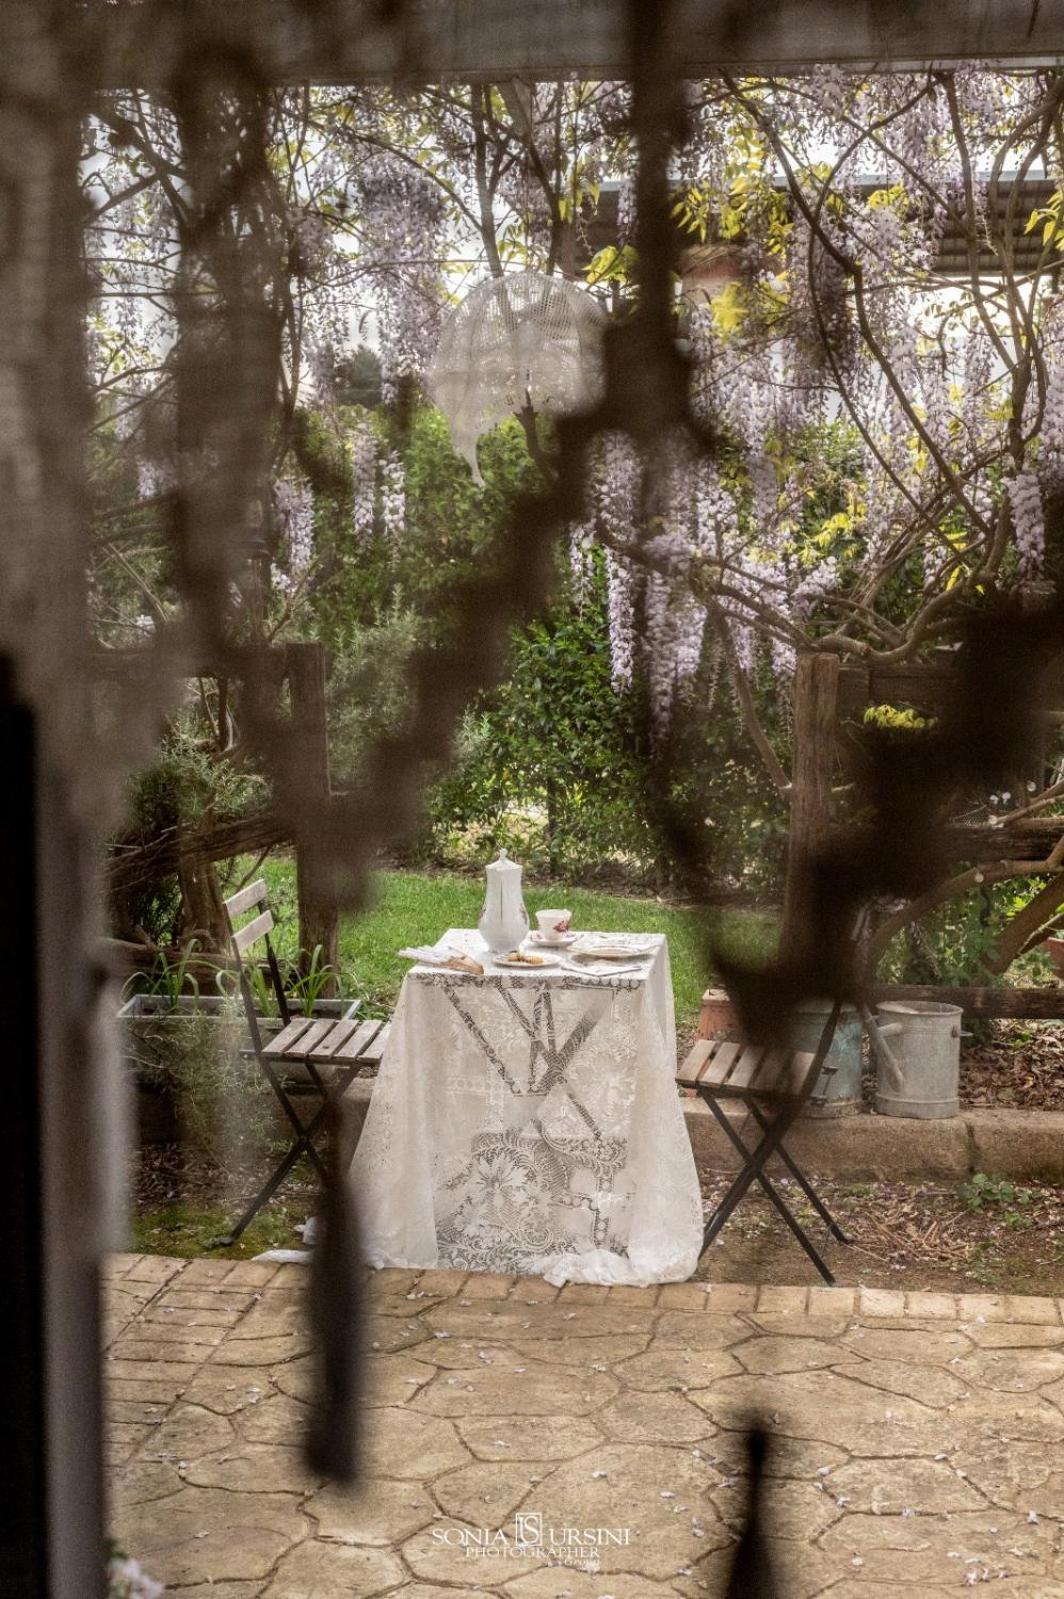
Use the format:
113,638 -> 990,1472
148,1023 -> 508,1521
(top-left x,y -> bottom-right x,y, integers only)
214,1062 -> 358,1247
698,1093 -> 841,1280
214,1136 -> 309,1246
749,1168 -> 836,1283
700,1095 -> 802,1249
745,1099 -> 850,1243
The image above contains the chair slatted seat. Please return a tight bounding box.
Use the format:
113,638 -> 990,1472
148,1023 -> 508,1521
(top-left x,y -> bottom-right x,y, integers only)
333,1018 -> 389,1063
309,1018 -> 363,1060
678,1002 -> 849,1284
213,878 -> 391,1246
679,1037 -> 814,1100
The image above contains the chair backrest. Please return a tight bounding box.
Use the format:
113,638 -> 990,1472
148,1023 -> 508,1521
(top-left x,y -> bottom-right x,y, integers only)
222,878 -> 291,1031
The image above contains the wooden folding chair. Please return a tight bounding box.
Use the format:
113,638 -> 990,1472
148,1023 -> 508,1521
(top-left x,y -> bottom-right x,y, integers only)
215,877 -> 390,1246
677,1000 -> 847,1283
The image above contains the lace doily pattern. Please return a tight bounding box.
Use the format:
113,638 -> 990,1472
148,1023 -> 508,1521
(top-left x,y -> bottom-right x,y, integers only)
352,932 -> 703,1285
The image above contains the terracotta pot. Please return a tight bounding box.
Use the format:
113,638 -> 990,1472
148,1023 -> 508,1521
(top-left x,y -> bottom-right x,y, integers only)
698,987 -> 740,1038
1045,936 -> 1064,977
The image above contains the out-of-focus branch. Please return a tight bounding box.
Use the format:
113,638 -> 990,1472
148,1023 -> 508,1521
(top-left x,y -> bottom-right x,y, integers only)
708,601 -> 791,795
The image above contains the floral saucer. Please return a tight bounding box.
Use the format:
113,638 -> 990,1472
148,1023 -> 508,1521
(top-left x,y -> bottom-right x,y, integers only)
528,930 -> 579,948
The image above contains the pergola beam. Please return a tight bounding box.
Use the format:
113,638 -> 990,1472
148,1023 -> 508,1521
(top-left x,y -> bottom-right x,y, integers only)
86,0 -> 1064,89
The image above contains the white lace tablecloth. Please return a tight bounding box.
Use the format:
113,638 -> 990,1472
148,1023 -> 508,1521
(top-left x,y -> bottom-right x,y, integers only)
351,929 -> 703,1285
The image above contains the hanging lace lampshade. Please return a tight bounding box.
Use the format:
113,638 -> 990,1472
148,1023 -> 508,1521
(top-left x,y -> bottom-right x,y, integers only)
427,270 -> 605,484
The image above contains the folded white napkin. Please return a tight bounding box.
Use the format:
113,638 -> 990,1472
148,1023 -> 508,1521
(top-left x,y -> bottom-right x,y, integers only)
398,942 -> 459,964
398,942 -> 484,974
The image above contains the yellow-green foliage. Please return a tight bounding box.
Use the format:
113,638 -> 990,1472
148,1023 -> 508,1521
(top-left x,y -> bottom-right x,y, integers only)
863,703 -> 937,731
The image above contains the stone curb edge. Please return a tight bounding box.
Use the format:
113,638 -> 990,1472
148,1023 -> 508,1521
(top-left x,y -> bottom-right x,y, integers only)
104,1254 -> 1064,1326
334,1080 -> 1064,1184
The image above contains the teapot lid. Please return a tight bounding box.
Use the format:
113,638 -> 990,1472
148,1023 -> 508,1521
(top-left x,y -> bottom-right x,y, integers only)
486,848 -> 521,873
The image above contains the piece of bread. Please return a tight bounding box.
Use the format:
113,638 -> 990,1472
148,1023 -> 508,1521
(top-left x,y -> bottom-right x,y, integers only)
442,954 -> 484,975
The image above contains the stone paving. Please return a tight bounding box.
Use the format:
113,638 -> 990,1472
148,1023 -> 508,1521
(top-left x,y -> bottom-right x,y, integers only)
105,1257 -> 1064,1597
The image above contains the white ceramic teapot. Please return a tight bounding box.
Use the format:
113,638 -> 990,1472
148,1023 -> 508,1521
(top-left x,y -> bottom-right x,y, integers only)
477,849 -> 530,954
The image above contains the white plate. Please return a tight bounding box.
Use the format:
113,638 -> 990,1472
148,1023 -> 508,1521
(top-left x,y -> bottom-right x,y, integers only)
528,930 -> 579,948
493,951 -> 563,969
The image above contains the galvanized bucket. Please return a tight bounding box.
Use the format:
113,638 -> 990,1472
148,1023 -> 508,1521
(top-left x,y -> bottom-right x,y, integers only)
873,1000 -> 962,1118
787,1001 -> 863,1117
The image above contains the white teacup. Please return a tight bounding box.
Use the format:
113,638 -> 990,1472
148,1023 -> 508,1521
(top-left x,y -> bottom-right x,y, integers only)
536,909 -> 572,942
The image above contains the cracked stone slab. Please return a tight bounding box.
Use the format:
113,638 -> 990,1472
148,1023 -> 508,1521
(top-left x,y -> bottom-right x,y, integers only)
125,1319 -> 228,1347
401,1521 -> 548,1585
746,1314 -> 852,1339
504,1571 -> 681,1598
181,1443 -> 327,1494
817,1510 -> 1057,1586
841,1325 -> 973,1364
968,1324 -> 1064,1349
677,1538 -> 837,1599
211,1332 -> 311,1365
165,1585 -> 263,1599
829,1356 -> 968,1409
615,1346 -> 743,1393
596,1389 -> 718,1444
111,1339 -> 217,1367
689,1369 -> 942,1455
305,1477 -> 438,1545
156,1290 -> 257,1313
456,1415 -> 605,1461
404,1587 -> 503,1599
360,1405 -> 472,1478
652,1312 -> 751,1348
226,1301 -> 306,1340
366,1314 -> 435,1353
705,1433 -> 849,1480
432,1459 -> 556,1525
142,1304 -> 245,1329
235,1392 -> 311,1445
423,1300 -> 659,1341
114,1486 -> 306,1585
948,1438 -> 1058,1510
712,1475 -> 844,1541
955,1346 -> 1064,1392
820,1582 -> 955,1598
411,1341 -> 544,1371
1014,1467 -> 1064,1520
131,1404 -> 235,1463
508,1334 -> 651,1366
106,1398 -> 168,1425
958,1393 -> 1064,1443
180,1370 -> 276,1416
270,1349 -> 435,1406
371,1291 -> 456,1318
528,1443 -> 733,1580
732,1335 -> 843,1376
258,1538 -> 406,1597
825,1456 -> 989,1515
109,1459 -> 186,1507
410,1362 -> 618,1418
364,1351 -> 452,1403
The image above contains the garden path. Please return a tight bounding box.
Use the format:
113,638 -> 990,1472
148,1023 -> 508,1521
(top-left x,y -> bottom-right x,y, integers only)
106,1257 -> 1064,1596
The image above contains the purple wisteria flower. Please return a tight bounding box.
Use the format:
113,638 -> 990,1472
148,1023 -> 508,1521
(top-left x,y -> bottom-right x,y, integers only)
1005,470 -> 1045,577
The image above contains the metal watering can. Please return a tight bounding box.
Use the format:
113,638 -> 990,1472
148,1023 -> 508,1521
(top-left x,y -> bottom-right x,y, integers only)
866,1000 -> 966,1119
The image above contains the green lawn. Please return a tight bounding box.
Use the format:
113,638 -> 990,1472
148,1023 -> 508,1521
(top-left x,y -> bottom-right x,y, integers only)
253,859 -> 774,1025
